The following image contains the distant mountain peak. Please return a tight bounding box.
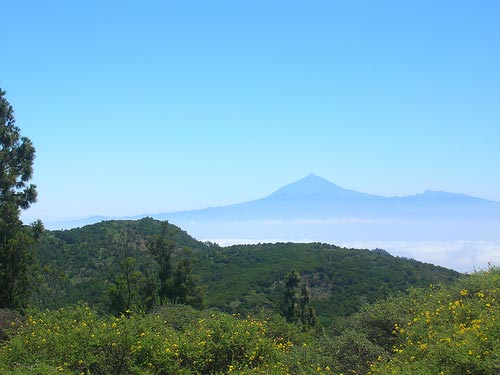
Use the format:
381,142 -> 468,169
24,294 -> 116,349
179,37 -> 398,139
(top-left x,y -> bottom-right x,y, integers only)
293,173 -> 342,187
302,173 -> 335,183
304,172 -> 322,179
40,174 -> 500,233
267,174 -> 377,200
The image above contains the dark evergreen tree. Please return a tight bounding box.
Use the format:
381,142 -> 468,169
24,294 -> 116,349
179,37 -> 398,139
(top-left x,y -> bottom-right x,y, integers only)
299,284 -> 318,328
148,222 -> 175,305
282,271 -> 318,329
148,222 -> 203,308
138,266 -> 158,312
171,249 -> 203,308
0,89 -> 40,308
108,230 -> 142,314
283,270 -> 300,323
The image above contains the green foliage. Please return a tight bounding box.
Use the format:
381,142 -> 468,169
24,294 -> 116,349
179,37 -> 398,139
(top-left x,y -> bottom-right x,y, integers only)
345,290 -> 420,352
32,219 -> 461,320
0,308 -> 21,342
326,328 -> 388,374
0,304 -> 330,375
2,269 -> 499,375
197,242 -> 461,321
0,88 -> 37,212
282,270 -> 301,322
103,223 -> 204,315
147,223 -> 203,308
108,257 -> 143,315
0,224 -> 39,309
370,266 -> 500,375
33,219 -> 206,312
281,271 -> 318,329
148,222 -> 175,305
107,229 -> 151,315
0,88 -> 40,309
170,249 -> 203,308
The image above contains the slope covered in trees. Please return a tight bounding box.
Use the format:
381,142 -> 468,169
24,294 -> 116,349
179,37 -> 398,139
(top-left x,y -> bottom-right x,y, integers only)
1,265 -> 497,375
32,218 -> 461,322
196,242 -> 460,323
32,219 -> 205,312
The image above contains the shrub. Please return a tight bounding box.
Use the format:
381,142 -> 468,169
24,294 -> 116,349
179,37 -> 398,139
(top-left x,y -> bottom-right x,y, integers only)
0,304 -> 325,374
370,267 -> 500,375
0,308 -> 22,342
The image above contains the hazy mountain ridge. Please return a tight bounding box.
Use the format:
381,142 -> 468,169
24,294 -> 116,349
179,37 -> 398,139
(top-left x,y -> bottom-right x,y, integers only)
46,174 -> 500,230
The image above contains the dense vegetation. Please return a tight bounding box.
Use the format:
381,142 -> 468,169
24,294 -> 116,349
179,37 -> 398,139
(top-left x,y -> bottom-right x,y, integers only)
31,219 -> 204,314
1,266 -> 498,375
196,240 -> 459,322
369,267 -> 500,374
31,218 -> 460,323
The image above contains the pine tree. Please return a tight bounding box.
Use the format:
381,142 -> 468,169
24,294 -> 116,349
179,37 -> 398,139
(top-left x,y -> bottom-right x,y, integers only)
108,229 -> 143,314
148,222 -> 203,308
149,222 -> 175,305
0,89 -> 40,308
283,271 -> 300,323
282,271 -> 318,329
171,249 -> 203,308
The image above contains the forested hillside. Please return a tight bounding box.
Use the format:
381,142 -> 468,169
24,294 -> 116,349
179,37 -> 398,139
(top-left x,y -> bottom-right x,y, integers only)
197,242 -> 459,322
32,219 -> 207,312
2,263 -> 498,375
32,218 -> 461,322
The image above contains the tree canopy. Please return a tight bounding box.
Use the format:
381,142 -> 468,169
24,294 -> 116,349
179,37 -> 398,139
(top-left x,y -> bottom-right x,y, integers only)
0,88 -> 39,308
0,89 -> 36,214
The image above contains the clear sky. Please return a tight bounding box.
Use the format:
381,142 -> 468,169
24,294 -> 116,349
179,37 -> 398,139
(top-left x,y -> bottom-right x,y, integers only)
2,0 -> 499,223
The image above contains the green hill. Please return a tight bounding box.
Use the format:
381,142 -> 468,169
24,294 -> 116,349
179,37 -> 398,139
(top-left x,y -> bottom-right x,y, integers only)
33,218 -> 461,322
32,218 -> 207,310
196,242 -> 460,322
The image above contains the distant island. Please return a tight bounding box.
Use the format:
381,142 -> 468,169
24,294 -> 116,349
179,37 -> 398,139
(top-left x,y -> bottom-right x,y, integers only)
48,174 -> 500,240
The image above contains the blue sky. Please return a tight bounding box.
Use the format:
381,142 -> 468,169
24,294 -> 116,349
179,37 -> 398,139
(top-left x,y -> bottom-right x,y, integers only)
2,1 -> 499,223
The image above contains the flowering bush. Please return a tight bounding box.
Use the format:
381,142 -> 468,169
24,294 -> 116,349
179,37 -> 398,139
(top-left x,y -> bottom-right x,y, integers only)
4,269 -> 498,375
370,266 -> 500,375
0,304 -> 331,375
